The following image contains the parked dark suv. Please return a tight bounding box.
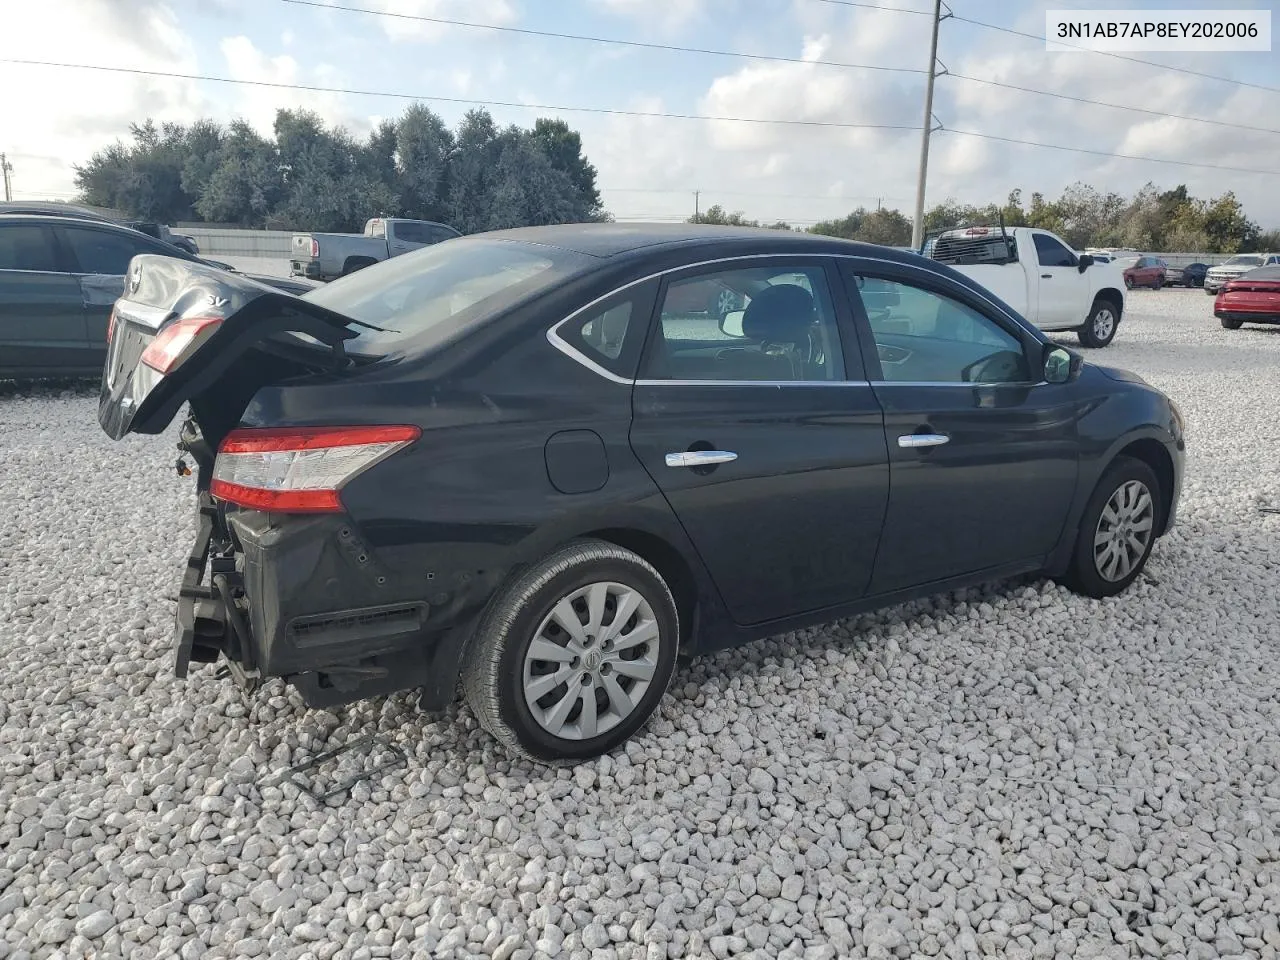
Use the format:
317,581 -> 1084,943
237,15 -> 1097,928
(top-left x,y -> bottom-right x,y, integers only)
98,224 -> 1185,763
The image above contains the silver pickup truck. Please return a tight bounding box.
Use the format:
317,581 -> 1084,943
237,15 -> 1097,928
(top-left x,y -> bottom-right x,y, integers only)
291,217 -> 461,281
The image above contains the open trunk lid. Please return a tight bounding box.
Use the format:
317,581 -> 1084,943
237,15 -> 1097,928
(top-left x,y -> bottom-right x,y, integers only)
99,255 -> 362,440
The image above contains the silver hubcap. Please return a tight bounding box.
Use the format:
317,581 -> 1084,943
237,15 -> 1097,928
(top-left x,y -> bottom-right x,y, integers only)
1093,309 -> 1115,341
716,289 -> 736,315
1093,480 -> 1155,581
522,582 -> 660,741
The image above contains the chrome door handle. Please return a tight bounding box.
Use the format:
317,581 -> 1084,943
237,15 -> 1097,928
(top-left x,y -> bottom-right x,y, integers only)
665,450 -> 738,467
898,434 -> 949,448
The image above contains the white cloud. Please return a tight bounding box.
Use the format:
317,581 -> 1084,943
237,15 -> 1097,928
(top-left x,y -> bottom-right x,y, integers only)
595,0 -> 705,32
0,0 -> 207,200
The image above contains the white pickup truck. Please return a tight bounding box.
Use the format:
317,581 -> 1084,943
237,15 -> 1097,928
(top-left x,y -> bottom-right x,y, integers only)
923,226 -> 1128,347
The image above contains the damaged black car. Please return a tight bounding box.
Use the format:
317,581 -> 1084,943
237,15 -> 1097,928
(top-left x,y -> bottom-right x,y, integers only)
99,224 -> 1185,762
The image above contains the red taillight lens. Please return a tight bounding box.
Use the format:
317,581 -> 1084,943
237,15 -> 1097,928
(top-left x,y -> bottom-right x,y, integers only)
210,425 -> 421,514
310,238 -> 319,258
140,316 -> 222,374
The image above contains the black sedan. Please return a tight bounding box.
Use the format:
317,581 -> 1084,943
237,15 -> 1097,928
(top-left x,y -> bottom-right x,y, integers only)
0,214 -> 316,380
98,224 -> 1185,762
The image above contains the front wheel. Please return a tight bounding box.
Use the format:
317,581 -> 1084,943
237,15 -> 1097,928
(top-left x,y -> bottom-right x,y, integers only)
1220,317 -> 1244,330
1078,299 -> 1119,348
1062,457 -> 1162,598
461,540 -> 679,763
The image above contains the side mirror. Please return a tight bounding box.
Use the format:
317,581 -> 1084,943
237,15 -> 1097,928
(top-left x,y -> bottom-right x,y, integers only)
1077,254 -> 1094,273
1044,344 -> 1081,384
720,309 -> 746,338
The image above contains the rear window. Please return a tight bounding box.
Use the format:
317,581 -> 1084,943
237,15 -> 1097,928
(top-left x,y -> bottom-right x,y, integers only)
300,237 -> 593,353
927,230 -> 1017,265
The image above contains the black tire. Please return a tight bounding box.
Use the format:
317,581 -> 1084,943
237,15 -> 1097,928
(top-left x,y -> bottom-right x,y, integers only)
1077,298 -> 1119,348
1220,317 -> 1244,330
1205,287 -> 1217,296
1062,457 -> 1162,599
461,540 -> 679,763
1124,276 -> 1134,290
1153,276 -> 1164,290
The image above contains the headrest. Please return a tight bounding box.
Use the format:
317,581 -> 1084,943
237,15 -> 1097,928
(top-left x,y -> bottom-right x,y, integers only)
740,283 -> 815,344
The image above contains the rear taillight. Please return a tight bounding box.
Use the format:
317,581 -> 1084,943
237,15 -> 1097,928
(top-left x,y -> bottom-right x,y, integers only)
140,316 -> 222,374
210,425 -> 421,514
106,307 -> 117,344
310,238 -> 319,258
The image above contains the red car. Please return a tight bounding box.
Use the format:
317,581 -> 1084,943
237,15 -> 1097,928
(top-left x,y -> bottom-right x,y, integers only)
1215,266 -> 1280,330
1118,255 -> 1167,289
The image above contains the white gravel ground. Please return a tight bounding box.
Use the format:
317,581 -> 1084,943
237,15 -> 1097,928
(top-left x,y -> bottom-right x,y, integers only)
2,288 -> 1280,960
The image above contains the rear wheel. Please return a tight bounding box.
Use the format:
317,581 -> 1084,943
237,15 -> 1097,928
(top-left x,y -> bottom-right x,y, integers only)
1153,276 -> 1164,290
1220,317 -> 1244,330
1063,457 -> 1161,598
461,540 -> 679,763
1077,299 -> 1119,348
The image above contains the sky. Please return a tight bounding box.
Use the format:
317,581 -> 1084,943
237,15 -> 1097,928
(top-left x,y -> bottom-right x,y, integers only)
1,0 -> 1277,229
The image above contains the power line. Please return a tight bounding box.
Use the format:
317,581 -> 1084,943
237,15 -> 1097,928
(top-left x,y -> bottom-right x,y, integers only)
285,0 -> 1280,138
280,0 -> 925,75
807,0 -> 933,14
950,13 -> 1280,95
0,59 -> 917,132
941,128 -> 1276,175
603,187 -> 912,203
946,72 -> 1280,136
2,59 -> 1273,178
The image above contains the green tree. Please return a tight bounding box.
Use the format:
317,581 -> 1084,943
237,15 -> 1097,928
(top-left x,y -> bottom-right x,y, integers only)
689,204 -> 759,226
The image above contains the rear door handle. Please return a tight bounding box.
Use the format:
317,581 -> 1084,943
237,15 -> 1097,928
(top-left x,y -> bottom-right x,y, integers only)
665,450 -> 738,467
1041,273 -> 1052,278
898,434 -> 949,448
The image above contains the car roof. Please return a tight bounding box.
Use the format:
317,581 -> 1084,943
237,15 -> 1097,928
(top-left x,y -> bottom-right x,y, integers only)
473,221 -> 926,263
0,212 -> 138,230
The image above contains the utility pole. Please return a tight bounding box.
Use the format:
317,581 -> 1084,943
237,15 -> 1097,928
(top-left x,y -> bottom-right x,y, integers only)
694,190 -> 700,223
0,154 -> 12,202
911,0 -> 947,251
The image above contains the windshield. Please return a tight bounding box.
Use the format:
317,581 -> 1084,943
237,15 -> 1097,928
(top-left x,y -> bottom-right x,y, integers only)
1225,255 -> 1263,266
301,237 -> 593,352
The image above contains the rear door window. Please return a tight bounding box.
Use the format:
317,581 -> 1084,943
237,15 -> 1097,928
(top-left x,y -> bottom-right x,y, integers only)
0,224 -> 60,272
63,227 -> 163,276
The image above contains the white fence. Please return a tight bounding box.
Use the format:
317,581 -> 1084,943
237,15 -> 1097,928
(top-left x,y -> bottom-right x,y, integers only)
181,228 -> 295,259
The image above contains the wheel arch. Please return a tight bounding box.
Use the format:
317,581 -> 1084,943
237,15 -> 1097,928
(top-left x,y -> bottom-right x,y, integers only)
1112,437 -> 1175,536
1094,287 -> 1124,318
583,526 -> 700,652
341,255 -> 379,276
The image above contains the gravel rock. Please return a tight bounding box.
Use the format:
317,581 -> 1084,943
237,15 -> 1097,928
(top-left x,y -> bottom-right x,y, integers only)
1,297 -> 1278,958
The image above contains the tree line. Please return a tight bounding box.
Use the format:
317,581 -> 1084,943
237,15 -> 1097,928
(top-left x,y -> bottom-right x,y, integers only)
74,104 -> 1274,253
74,106 -> 607,234
696,183 -> 1279,253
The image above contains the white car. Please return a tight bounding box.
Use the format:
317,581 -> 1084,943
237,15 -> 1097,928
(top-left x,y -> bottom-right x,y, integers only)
1204,253 -> 1280,294
924,227 -> 1128,347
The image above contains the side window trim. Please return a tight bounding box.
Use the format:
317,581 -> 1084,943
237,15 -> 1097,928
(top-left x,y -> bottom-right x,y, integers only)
838,259 -> 1044,386
547,278 -> 658,383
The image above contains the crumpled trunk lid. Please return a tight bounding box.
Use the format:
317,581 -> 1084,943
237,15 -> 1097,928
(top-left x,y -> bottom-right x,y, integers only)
98,255 -> 362,441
